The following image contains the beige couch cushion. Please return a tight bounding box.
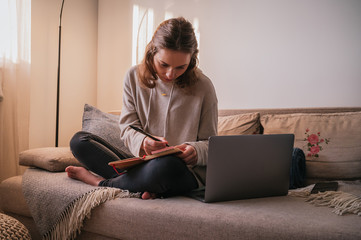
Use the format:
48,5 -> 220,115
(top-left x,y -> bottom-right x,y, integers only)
82,193 -> 361,240
19,147 -> 82,172
261,111 -> 361,180
0,176 -> 31,217
218,112 -> 260,135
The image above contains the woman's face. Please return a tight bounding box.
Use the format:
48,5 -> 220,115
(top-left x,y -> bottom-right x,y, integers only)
153,48 -> 191,83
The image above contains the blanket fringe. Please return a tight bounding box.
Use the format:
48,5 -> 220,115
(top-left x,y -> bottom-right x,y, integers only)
288,185 -> 361,216
307,191 -> 361,216
288,184 -> 313,198
43,188 -> 140,240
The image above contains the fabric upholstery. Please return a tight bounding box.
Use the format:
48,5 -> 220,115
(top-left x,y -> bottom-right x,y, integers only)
82,104 -> 133,158
19,147 -> 82,172
261,111 -> 361,180
2,107 -> 361,240
83,194 -> 361,240
22,168 -> 139,239
218,112 -> 260,135
0,176 -> 30,217
218,107 -> 361,117
2,175 -> 361,240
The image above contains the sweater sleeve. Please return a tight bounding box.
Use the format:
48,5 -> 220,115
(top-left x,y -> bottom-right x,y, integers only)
119,68 -> 146,157
186,102 -> 218,165
186,74 -> 218,166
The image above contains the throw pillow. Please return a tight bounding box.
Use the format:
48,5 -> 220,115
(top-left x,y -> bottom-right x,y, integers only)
19,147 -> 82,172
261,111 -> 361,180
218,112 -> 260,135
82,104 -> 133,157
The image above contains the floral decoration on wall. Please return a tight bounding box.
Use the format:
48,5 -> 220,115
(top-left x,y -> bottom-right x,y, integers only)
303,129 -> 330,159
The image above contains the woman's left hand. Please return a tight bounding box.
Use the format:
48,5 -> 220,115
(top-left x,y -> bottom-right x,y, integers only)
175,144 -> 198,166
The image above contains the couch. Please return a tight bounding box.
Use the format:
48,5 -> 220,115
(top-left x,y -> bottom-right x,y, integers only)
1,106 -> 361,240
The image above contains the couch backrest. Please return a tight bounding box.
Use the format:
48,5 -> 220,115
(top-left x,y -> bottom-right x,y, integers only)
218,107 -> 361,134
218,107 -> 361,117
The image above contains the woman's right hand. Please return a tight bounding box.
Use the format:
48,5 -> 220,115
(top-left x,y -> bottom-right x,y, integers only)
142,136 -> 168,155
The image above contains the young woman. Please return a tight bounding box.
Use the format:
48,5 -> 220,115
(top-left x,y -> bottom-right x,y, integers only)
66,17 -> 218,199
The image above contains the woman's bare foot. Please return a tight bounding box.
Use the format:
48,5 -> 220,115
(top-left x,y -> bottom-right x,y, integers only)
65,166 -> 104,186
141,192 -> 157,200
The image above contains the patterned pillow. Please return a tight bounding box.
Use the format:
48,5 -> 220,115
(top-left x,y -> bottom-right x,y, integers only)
261,112 -> 361,180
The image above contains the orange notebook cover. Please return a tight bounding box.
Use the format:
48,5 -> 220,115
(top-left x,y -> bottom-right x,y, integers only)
108,147 -> 183,170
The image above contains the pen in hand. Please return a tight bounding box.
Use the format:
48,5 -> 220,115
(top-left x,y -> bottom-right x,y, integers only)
129,125 -> 169,147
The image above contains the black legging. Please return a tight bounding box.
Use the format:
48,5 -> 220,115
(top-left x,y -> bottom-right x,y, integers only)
69,131 -> 198,198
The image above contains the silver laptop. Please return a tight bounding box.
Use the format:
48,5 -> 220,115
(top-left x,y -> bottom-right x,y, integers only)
188,134 -> 294,203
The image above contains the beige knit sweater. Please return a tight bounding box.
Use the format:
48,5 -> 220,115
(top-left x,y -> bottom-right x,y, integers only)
119,65 -> 218,166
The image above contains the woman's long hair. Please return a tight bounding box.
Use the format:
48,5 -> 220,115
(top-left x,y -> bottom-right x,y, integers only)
138,17 -> 199,92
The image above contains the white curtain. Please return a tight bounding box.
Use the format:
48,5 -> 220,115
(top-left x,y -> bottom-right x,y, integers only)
0,0 -> 31,182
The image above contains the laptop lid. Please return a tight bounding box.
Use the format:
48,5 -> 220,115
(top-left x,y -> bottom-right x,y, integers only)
203,134 -> 294,203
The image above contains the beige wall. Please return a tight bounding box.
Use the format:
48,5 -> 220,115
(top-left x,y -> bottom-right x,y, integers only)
30,0 -> 361,148
197,0 -> 361,109
30,0 -> 98,148
97,0 -> 361,109
97,0 -> 132,112
125,0 -> 361,109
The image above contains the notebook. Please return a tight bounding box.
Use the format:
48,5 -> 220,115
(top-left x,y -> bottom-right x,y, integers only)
188,134 -> 294,203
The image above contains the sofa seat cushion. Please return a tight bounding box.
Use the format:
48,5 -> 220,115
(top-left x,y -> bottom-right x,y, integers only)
261,111 -> 361,180
1,175 -> 361,239
0,176 -> 31,217
83,195 -> 361,240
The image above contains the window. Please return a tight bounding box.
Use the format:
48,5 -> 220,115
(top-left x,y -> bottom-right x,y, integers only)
132,4 -> 154,66
0,0 -> 31,64
131,5 -> 201,65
